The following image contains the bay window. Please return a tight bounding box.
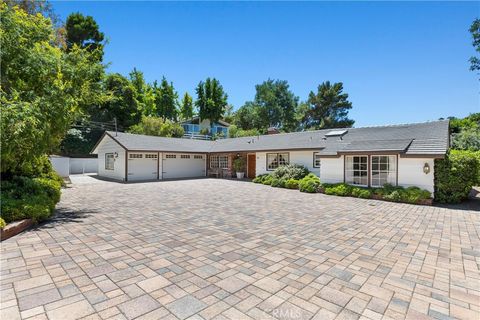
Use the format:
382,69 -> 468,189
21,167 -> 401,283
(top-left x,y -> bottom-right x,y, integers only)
267,153 -> 289,170
371,155 -> 396,187
345,156 -> 368,186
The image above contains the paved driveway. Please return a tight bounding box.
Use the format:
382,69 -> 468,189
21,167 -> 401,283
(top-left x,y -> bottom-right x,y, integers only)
1,179 -> 479,320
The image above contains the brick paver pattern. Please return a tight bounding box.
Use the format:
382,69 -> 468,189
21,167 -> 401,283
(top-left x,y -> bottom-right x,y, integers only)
1,179 -> 479,320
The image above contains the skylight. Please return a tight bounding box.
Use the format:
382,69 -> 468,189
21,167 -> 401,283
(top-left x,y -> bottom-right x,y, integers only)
325,130 -> 348,137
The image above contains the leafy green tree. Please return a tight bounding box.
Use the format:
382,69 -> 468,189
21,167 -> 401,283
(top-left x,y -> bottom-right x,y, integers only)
301,81 -> 354,129
223,104 -> 235,124
155,77 -> 178,121
65,12 -> 104,60
195,78 -> 228,128
129,116 -> 184,138
239,79 -> 299,132
470,18 -> 480,75
129,68 -> 155,116
452,127 -> 480,151
179,92 -> 194,120
228,125 -> 261,138
1,3 -> 106,175
234,101 -> 263,131
98,73 -> 141,129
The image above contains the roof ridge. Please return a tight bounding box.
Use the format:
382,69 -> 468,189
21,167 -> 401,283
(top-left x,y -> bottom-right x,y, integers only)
220,119 -> 449,142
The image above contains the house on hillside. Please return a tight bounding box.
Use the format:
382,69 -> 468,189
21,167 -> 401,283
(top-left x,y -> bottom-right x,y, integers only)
180,117 -> 230,139
91,120 -> 450,194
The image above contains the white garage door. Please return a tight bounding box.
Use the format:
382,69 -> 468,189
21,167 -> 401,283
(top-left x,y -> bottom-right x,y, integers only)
127,153 -> 158,181
162,153 -> 206,179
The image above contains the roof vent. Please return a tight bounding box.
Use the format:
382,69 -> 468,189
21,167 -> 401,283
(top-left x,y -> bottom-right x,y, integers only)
325,130 -> 348,137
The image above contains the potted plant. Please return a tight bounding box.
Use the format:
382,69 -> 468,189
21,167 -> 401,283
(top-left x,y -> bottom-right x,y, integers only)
233,157 -> 245,179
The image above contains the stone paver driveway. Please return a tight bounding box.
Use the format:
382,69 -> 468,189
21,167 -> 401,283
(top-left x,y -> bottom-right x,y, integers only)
1,178 -> 479,320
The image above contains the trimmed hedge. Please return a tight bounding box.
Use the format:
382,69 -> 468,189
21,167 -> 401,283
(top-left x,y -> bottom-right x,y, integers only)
322,183 -> 431,204
271,164 -> 309,181
434,150 -> 480,203
298,173 -> 321,193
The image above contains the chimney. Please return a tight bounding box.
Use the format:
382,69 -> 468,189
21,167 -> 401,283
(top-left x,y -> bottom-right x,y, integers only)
267,127 -> 280,135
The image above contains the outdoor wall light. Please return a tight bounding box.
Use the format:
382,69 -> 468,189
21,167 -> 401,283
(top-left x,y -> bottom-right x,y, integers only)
114,152 -> 118,158
423,162 -> 430,174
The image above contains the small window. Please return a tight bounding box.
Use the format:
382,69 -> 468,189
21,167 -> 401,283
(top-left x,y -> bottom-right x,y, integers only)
105,153 -> 115,170
194,155 -> 203,159
267,153 -> 289,171
165,154 -> 176,159
145,154 -> 157,159
181,155 -> 191,159
129,153 -> 142,159
313,152 -> 321,168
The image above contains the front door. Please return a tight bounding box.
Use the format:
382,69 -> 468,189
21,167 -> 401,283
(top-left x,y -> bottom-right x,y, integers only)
247,154 -> 256,178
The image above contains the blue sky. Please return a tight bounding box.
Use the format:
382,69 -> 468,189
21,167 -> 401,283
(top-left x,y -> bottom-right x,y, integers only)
53,1 -> 479,127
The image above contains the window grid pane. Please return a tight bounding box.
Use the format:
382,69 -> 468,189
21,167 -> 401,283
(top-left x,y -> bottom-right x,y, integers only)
371,155 -> 396,187
345,156 -> 368,186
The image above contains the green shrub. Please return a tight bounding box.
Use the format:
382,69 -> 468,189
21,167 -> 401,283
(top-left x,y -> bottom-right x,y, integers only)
0,218 -> 6,229
271,164 -> 309,180
384,190 -> 402,202
1,175 -> 62,223
435,150 -> 479,203
403,187 -> 431,203
262,175 -> 273,185
351,187 -> 372,199
324,183 -> 351,196
299,174 -> 321,193
285,179 -> 299,189
270,178 -> 281,187
253,174 -> 269,183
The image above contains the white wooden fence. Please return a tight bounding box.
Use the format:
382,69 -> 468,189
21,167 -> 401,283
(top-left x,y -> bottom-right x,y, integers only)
49,156 -> 98,177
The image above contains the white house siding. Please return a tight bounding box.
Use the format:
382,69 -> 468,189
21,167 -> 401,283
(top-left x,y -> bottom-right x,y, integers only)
96,136 -> 126,181
398,157 -> 435,194
319,156 -> 344,184
255,151 -> 321,176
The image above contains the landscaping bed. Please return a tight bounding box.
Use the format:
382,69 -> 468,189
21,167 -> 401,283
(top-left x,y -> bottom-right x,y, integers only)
252,164 -> 433,205
1,156 -> 64,238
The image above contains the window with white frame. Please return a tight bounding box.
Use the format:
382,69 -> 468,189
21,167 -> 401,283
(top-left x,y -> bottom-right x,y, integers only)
105,153 -> 115,170
194,155 -> 203,159
165,154 -> 176,159
267,153 -> 289,170
181,155 -> 191,159
210,155 -> 229,169
313,152 -> 321,168
371,155 -> 396,187
145,154 -> 157,159
129,153 -> 142,159
345,156 -> 368,186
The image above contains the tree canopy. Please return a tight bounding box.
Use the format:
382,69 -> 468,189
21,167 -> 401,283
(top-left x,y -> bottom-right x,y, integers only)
195,78 -> 228,128
179,92 -> 194,120
1,3 -> 107,174
470,18 -> 480,76
65,12 -> 105,59
154,77 -> 178,121
129,116 -> 184,138
300,81 -> 354,129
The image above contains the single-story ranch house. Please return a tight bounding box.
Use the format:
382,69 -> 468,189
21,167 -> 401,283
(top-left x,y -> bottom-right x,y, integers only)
91,120 -> 449,194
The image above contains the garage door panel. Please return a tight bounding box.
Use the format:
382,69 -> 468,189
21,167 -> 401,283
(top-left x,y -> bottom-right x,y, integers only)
162,153 -> 206,179
128,153 -> 158,181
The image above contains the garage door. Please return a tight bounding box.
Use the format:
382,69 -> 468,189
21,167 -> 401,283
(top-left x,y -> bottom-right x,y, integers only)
162,153 -> 206,179
127,153 -> 158,181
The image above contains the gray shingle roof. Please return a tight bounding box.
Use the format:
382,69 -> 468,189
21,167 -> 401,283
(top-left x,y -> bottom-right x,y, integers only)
104,131 -> 212,153
96,120 -> 449,157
